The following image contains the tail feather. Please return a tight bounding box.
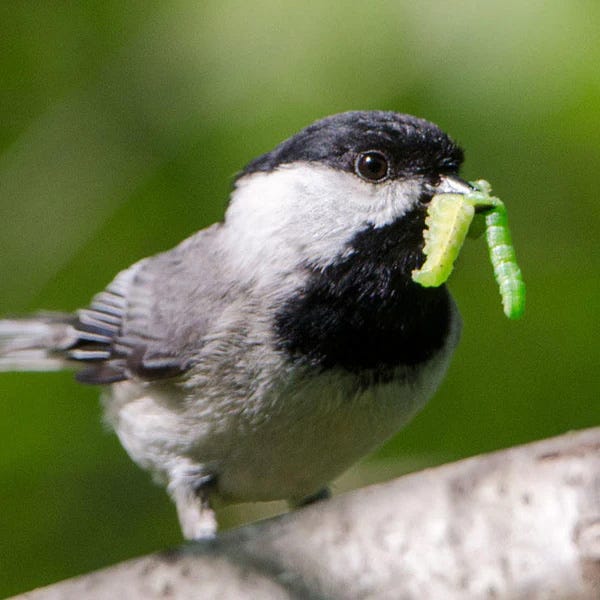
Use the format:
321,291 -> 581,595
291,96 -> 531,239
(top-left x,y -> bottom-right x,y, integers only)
0,313 -> 78,372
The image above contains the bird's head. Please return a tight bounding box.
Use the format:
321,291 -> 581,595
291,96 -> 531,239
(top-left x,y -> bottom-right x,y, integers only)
225,111 -> 470,284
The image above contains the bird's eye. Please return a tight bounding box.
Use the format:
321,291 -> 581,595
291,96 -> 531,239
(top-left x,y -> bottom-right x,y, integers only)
355,151 -> 390,182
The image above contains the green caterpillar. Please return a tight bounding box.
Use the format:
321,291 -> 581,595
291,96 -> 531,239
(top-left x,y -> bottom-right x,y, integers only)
412,180 -> 526,320
410,194 -> 474,287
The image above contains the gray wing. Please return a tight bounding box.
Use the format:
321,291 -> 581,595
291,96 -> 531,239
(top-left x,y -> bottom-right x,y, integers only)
71,224 -> 227,384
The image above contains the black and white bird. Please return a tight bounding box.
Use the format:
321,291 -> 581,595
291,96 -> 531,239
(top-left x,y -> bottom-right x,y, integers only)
0,111 -> 475,539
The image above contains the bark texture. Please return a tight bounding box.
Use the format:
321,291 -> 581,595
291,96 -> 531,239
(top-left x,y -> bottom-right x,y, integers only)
13,428 -> 600,600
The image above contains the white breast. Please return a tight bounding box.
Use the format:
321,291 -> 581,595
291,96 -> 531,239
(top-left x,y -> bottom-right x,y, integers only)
102,307 -> 460,505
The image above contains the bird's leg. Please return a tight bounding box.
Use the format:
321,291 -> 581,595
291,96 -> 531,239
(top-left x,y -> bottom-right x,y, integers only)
170,473 -> 217,540
294,486 -> 331,508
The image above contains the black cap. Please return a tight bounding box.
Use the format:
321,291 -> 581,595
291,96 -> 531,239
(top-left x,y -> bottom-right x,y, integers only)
241,111 -> 464,180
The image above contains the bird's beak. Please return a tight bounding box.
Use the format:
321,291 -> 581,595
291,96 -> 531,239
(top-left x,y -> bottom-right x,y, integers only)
435,175 -> 474,195
435,175 -> 494,212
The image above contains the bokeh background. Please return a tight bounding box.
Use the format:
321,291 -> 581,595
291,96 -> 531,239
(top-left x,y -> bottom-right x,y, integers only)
1,1 -> 598,596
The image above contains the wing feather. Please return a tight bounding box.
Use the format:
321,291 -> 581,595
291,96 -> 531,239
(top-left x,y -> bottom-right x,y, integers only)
69,225 -> 225,384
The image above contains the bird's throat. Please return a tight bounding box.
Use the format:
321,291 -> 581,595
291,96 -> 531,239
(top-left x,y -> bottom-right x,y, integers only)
274,214 -> 452,375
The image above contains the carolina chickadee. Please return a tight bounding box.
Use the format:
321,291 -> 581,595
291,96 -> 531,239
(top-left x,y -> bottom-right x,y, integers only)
1,111 -> 474,539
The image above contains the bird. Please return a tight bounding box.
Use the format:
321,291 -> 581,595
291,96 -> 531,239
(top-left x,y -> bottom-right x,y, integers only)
0,110 -> 476,539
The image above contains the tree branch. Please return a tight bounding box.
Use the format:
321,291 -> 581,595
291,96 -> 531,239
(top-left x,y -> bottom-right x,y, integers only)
13,428 -> 600,599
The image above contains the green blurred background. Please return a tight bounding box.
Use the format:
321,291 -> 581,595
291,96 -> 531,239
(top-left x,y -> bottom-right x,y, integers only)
0,1 -> 598,596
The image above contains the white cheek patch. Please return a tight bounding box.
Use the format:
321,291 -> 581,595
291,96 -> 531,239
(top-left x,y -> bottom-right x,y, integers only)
224,163 -> 424,277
